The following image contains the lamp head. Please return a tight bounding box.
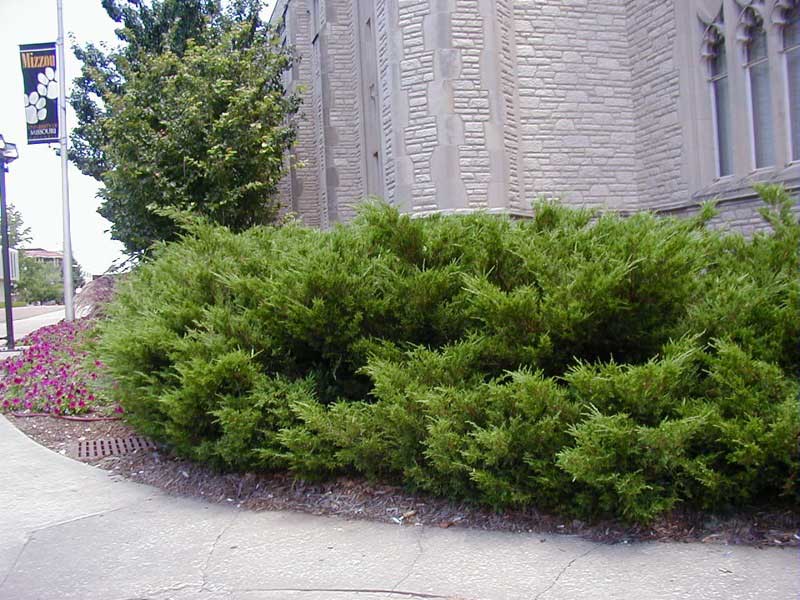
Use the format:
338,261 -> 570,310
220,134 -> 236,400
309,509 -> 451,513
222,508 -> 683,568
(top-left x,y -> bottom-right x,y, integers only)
0,135 -> 18,163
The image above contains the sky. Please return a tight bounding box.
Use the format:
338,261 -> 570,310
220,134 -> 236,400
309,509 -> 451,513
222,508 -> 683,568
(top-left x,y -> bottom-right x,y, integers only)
0,0 -> 123,276
0,0 -> 276,276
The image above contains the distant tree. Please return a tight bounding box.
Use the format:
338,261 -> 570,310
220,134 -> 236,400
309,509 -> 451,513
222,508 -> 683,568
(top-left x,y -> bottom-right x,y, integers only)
16,255 -> 86,305
5,205 -> 85,303
71,259 -> 87,289
5,203 -> 32,249
71,0 -> 298,255
16,258 -> 62,304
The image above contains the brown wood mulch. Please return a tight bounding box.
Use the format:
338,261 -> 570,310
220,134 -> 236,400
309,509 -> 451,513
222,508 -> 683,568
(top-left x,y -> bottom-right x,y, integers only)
8,413 -> 799,548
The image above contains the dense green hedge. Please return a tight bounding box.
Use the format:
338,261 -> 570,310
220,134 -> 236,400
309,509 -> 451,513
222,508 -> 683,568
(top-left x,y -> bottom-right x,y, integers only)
96,186 -> 800,522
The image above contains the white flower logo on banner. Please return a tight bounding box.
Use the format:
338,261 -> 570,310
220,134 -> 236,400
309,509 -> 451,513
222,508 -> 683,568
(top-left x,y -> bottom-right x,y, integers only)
37,67 -> 58,100
23,67 -> 57,124
24,91 -> 47,124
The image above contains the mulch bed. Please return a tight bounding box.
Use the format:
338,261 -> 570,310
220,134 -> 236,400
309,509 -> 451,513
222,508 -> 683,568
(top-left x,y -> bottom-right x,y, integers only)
9,413 -> 799,548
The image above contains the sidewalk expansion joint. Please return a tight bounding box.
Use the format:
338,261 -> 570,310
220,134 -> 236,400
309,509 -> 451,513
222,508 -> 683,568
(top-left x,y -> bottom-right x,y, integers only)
231,588 -> 455,598
115,581 -> 204,600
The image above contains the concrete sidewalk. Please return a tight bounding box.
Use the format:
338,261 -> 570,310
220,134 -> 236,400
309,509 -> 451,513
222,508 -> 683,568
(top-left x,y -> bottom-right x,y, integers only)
0,305 -> 65,323
0,416 -> 796,600
1,305 -> 65,343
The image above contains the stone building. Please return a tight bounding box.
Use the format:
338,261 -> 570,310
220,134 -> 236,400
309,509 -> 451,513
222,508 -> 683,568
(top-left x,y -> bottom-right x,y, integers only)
271,0 -> 800,232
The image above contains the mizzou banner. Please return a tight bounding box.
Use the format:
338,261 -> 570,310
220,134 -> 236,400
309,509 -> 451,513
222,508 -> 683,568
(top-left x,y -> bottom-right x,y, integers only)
19,42 -> 60,144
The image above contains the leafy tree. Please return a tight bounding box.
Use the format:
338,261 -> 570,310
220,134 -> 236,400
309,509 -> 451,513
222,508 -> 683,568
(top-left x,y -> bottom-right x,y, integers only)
3,205 -> 85,302
16,257 -> 62,305
5,203 -> 32,249
70,0 -> 227,179
70,0 -> 299,255
15,255 -> 86,305
71,258 -> 87,290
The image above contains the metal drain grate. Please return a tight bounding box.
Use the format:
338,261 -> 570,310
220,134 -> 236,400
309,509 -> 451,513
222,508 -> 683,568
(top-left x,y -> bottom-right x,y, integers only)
76,436 -> 156,460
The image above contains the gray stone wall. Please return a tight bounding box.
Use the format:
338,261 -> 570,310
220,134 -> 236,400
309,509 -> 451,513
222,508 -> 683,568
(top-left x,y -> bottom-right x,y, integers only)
496,0 -> 524,212
273,0 -> 295,221
273,0 -> 799,229
310,5 -> 330,228
663,191 -> 800,237
288,0 -> 325,226
451,0 -> 490,210
375,0 -> 396,202
395,0 -> 437,212
320,0 -> 366,222
512,0 -> 641,211
626,0 -> 690,211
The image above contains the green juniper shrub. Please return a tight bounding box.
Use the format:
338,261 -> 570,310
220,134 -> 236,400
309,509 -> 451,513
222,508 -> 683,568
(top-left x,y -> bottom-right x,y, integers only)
693,341 -> 800,506
556,407 -> 717,523
96,185 -> 800,523
685,185 -> 800,371
454,370 -> 581,509
460,205 -> 714,375
563,336 -> 704,427
557,339 -> 799,520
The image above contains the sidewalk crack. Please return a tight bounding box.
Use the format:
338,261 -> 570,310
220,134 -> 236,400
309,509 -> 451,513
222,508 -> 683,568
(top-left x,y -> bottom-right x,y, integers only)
392,527 -> 426,592
0,534 -> 33,592
533,544 -> 598,600
200,509 -> 240,592
0,495 -> 159,592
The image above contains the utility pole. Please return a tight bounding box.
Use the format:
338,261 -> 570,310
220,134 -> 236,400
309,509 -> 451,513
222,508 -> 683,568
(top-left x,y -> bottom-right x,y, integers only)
0,135 -> 19,349
57,0 -> 74,321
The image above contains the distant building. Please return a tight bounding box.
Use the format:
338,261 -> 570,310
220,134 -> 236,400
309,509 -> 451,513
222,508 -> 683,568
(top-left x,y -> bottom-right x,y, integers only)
272,0 -> 800,234
22,248 -> 63,268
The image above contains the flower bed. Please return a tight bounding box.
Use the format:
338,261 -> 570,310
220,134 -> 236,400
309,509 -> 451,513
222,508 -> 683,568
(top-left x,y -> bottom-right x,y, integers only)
0,319 -> 119,417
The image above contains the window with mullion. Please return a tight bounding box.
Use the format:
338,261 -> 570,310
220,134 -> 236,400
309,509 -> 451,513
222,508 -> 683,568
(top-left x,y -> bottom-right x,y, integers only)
709,31 -> 733,177
745,17 -> 775,168
785,6 -> 800,161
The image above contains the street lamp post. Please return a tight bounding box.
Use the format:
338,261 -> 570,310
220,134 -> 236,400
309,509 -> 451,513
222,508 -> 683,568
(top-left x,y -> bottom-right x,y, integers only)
0,134 -> 19,350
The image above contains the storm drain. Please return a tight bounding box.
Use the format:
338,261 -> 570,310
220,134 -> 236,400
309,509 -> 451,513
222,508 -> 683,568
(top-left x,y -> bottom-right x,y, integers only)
76,436 -> 156,460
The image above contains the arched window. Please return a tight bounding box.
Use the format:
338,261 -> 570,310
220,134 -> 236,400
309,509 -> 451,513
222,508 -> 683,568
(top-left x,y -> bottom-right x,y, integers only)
703,11 -> 733,177
741,7 -> 775,168
778,0 -> 800,161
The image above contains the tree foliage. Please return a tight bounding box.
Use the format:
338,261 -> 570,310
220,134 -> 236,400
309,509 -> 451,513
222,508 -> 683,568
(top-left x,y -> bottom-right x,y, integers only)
70,0 -> 299,255
6,203 -> 32,249
16,256 -> 86,305
16,257 -> 63,305
4,208 -> 86,304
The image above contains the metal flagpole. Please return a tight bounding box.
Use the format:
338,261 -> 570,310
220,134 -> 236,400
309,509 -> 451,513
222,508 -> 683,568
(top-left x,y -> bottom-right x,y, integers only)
56,0 -> 74,321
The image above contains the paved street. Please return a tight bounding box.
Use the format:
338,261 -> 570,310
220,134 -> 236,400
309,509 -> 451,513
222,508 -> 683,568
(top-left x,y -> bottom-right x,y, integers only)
0,415 -> 797,600
0,305 -> 64,345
